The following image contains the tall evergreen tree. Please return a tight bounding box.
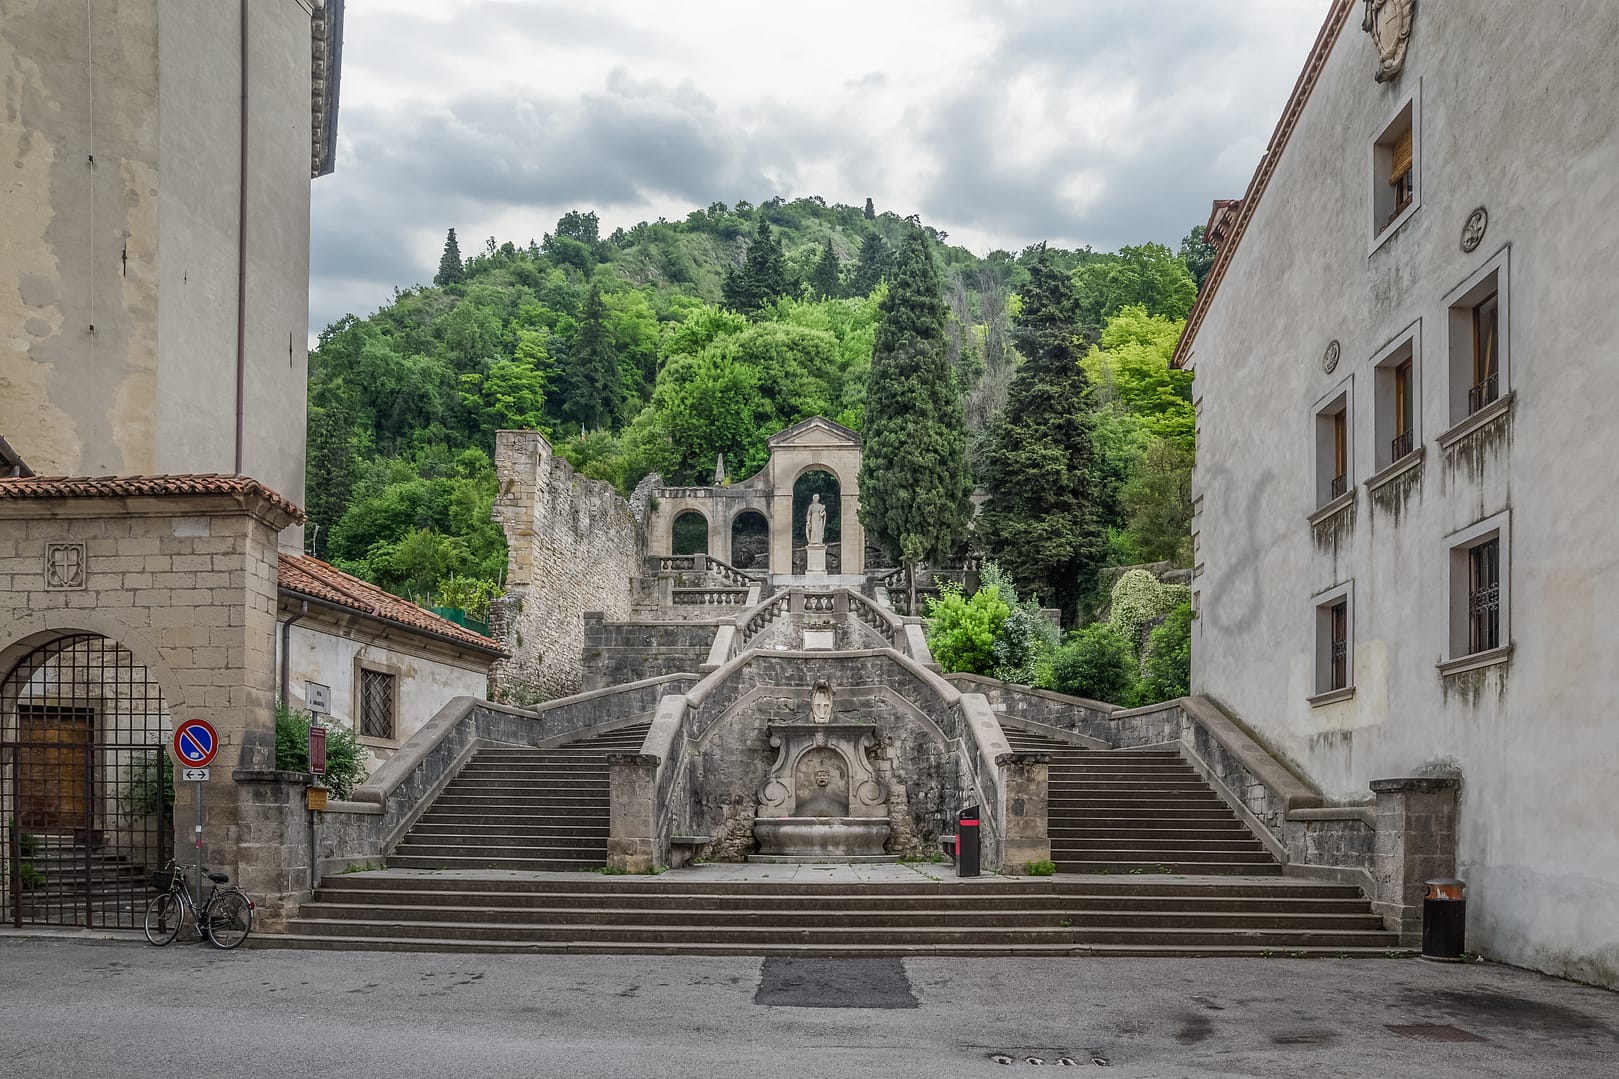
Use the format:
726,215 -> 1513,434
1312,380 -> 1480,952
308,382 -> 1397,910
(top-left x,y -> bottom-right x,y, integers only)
848,231 -> 890,297
858,228 -> 970,571
561,283 -> 620,430
809,238 -> 841,299
721,218 -> 790,312
863,197 -> 876,220
304,398 -> 356,558
974,249 -> 1105,623
434,228 -> 464,287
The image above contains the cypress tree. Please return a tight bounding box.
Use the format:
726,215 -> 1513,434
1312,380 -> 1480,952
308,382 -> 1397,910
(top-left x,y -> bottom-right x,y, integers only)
561,283 -> 620,430
974,249 -> 1104,623
857,228 -> 970,571
849,231 -> 889,297
434,228 -> 464,287
304,398 -> 356,558
809,238 -> 841,299
863,197 -> 876,220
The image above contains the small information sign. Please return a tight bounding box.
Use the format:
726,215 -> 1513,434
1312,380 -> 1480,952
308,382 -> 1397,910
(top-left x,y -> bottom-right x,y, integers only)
181,767 -> 210,782
308,723 -> 327,776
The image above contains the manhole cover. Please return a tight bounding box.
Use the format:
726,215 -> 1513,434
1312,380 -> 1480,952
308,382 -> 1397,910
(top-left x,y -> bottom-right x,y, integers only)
1387,1023 -> 1487,1043
754,957 -> 917,1009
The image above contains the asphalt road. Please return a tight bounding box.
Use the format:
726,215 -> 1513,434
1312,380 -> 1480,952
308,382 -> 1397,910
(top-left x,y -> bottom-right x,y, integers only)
1,937 -> 1616,1078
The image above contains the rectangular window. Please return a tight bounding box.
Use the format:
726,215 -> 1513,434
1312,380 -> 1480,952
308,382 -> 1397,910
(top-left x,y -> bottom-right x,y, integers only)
359,668 -> 396,740
1313,383 -> 1352,507
1371,328 -> 1421,474
1445,251 -> 1510,428
1468,538 -> 1501,654
1393,360 -> 1414,458
1371,94 -> 1419,246
1312,582 -> 1354,701
1389,126 -> 1413,223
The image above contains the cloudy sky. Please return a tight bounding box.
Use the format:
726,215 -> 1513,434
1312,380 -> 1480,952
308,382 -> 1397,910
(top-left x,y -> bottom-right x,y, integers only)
309,0 -> 1332,337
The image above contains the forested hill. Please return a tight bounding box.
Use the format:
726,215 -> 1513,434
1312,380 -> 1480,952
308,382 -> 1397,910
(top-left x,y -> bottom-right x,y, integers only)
304,194 -> 1211,618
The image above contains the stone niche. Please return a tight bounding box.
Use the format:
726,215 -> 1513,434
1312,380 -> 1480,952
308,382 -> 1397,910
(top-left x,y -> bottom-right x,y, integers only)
754,721 -> 891,860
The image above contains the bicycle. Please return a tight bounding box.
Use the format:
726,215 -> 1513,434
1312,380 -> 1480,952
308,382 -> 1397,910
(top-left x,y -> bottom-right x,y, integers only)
143,861 -> 255,949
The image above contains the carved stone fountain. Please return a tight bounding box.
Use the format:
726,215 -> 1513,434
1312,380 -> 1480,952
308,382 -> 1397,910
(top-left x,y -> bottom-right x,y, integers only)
752,681 -> 893,861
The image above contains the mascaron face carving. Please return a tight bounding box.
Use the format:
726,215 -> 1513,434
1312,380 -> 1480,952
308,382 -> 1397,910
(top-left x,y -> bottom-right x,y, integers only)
1362,0 -> 1416,83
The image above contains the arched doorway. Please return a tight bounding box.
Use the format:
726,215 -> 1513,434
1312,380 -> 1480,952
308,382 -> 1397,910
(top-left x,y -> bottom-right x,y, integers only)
671,510 -> 709,556
1,634 -> 173,928
792,470 -> 840,573
729,511 -> 769,570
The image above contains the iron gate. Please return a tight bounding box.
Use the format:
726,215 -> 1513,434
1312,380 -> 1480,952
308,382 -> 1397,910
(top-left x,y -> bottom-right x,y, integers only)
1,635 -> 173,929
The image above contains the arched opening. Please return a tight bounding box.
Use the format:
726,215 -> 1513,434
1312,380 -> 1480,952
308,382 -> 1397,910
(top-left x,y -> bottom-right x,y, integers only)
1,633 -> 173,928
729,510 -> 770,570
792,469 -> 840,573
671,510 -> 709,556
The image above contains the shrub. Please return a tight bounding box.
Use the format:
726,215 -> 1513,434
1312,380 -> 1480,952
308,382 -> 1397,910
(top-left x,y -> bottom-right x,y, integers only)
274,700 -> 368,800
980,563 -> 1060,685
119,755 -> 175,823
925,582 -> 1011,675
1108,569 -> 1190,654
1025,859 -> 1056,877
1135,603 -> 1193,705
1044,623 -> 1137,704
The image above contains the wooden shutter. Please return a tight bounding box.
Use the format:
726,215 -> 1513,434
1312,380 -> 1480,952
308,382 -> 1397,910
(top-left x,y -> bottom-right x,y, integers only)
1389,127 -> 1413,183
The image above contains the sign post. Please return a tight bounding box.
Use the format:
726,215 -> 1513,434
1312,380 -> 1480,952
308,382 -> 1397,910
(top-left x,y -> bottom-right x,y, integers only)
172,719 -> 219,910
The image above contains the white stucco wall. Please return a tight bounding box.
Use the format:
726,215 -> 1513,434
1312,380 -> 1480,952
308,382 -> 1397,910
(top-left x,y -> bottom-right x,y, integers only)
276,617 -> 492,773
1188,2 -> 1619,986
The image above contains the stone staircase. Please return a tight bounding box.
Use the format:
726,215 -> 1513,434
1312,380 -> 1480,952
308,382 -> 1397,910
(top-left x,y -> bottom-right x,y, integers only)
1004,728 -> 1278,875
386,721 -> 651,872
267,874 -> 1399,956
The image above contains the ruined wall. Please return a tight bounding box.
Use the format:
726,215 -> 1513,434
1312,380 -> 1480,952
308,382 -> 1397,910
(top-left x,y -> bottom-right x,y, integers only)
491,430 -> 645,704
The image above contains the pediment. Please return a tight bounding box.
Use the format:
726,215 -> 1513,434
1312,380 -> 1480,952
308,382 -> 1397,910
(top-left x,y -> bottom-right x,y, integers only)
766,416 -> 862,449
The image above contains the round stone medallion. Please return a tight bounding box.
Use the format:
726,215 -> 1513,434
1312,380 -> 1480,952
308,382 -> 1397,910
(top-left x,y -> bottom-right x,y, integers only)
1323,340 -> 1341,374
1461,207 -> 1488,252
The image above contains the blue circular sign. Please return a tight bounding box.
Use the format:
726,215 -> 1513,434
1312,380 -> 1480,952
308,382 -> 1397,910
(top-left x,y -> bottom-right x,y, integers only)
174,719 -> 219,767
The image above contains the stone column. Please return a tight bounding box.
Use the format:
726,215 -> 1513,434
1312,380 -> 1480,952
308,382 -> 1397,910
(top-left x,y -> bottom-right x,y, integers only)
840,492 -> 863,575
999,755 -> 1050,871
608,753 -> 661,873
768,491 -> 793,577
1369,776 -> 1460,944
707,511 -> 726,562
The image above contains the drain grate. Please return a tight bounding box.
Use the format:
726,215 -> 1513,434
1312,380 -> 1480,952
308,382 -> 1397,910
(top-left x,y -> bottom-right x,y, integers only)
1387,1023 -> 1487,1043
981,1049 -> 1109,1066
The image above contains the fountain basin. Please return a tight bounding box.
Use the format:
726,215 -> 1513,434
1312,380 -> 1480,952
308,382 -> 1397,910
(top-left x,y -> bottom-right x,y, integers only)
752,816 -> 894,863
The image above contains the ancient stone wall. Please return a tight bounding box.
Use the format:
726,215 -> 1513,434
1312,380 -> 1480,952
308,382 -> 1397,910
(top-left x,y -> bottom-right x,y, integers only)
491,430 -> 646,704
581,614 -> 716,691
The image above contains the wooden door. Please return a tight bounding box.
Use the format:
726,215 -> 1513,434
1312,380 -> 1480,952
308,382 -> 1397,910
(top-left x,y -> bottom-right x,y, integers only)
18,706 -> 92,831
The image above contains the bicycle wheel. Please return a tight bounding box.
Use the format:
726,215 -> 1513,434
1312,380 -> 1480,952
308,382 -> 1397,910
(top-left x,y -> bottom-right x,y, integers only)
143,893 -> 182,946
206,890 -> 253,949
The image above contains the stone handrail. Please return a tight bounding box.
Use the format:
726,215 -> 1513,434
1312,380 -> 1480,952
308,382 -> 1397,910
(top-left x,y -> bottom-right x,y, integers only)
738,588 -> 790,644
653,554 -> 700,573
699,555 -> 755,588
672,587 -> 751,607
847,589 -> 902,647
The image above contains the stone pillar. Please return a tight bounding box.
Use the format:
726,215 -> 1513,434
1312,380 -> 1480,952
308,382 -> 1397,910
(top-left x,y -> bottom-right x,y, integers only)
608,753 -> 661,873
768,491 -> 793,577
231,768 -> 314,930
999,756 -> 1050,871
1369,776 -> 1460,944
840,492 -> 863,575
707,512 -> 725,561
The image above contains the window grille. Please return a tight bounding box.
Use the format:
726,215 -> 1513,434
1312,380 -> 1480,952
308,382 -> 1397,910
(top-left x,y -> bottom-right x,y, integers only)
1468,539 -> 1501,654
359,669 -> 395,740
1329,602 -> 1349,690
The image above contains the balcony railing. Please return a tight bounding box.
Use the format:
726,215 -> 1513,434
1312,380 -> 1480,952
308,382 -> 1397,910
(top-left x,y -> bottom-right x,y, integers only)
1391,429 -> 1414,461
1329,473 -> 1348,500
1468,373 -> 1499,415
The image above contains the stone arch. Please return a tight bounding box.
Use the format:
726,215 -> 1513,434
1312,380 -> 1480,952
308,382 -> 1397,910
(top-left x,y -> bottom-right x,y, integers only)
0,610 -> 189,723
1,627 -> 177,928
729,510 -> 770,570
670,509 -> 709,555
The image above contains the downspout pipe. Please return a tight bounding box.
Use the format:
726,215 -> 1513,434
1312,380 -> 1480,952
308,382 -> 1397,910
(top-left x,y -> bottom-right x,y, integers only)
280,600 -> 308,706
233,0 -> 249,474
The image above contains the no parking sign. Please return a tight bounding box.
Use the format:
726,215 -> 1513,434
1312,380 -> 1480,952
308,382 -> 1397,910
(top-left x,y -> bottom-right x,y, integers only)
173,718 -> 219,770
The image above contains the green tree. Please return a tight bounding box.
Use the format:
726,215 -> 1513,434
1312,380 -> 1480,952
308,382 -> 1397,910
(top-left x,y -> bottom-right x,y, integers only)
810,238 -> 841,299
457,329 -> 551,450
1136,602 -> 1192,704
858,228 -> 970,569
1072,242 -> 1196,330
924,582 -> 1011,675
848,231 -> 889,297
722,218 -> 790,312
1044,623 -> 1136,704
560,283 -> 621,430
1081,305 -> 1194,451
1178,225 -> 1216,290
975,250 -> 1105,624
304,399 -> 356,557
864,197 -> 876,221
434,228 -> 464,287
1119,438 -> 1193,565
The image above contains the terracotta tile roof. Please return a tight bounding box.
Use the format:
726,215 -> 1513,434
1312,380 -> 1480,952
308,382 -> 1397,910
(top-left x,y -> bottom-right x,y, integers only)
278,552 -> 504,656
1172,0 -> 1356,369
0,473 -> 302,520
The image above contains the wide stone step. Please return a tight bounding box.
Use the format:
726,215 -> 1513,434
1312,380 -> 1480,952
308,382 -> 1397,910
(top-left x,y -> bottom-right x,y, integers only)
407,822 -> 608,837
387,854 -> 602,871
427,796 -> 609,810
392,840 -> 604,859
1055,835 -> 1265,851
1054,859 -> 1280,875
394,833 -> 607,850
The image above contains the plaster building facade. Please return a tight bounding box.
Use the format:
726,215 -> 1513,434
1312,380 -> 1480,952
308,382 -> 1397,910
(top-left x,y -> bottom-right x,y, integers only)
0,0 -> 344,549
275,553 -> 502,772
1177,0 -> 1619,985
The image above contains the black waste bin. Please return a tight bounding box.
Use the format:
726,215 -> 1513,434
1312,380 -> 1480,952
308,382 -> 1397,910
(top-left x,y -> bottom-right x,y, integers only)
1421,877 -> 1466,961
956,805 -> 981,878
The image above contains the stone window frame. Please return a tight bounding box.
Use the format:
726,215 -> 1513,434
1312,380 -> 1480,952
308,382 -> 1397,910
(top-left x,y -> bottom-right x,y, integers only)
354,657 -> 402,747
1311,373 -> 1355,512
1368,320 -> 1424,480
1308,580 -> 1355,706
1369,84 -> 1421,253
1440,245 -> 1513,434
1440,510 -> 1512,676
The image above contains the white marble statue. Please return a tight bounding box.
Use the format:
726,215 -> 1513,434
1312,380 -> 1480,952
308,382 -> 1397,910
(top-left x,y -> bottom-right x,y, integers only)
805,494 -> 826,546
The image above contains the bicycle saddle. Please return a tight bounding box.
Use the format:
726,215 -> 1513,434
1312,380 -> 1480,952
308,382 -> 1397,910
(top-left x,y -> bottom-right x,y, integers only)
207,871 -> 229,884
